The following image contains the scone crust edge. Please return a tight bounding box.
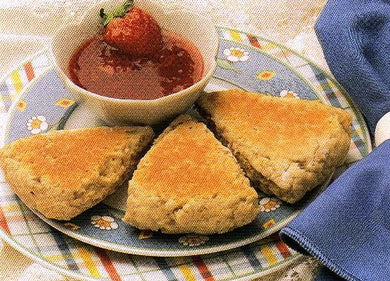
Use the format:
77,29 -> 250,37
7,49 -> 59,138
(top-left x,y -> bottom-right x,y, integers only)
196,90 -> 352,203
0,126 -> 154,220
123,115 -> 260,234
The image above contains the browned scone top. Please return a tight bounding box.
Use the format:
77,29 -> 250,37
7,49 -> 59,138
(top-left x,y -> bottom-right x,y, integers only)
123,114 -> 260,234
196,89 -> 352,203
0,126 -> 154,220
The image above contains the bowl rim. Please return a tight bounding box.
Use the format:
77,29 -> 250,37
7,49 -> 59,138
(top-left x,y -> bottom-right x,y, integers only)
50,0 -> 219,105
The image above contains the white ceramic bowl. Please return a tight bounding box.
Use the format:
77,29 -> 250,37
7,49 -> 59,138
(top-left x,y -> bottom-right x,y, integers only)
51,0 -> 218,125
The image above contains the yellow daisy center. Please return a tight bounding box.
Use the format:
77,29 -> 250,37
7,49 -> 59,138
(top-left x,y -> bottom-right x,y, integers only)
284,92 -> 296,98
264,200 -> 278,210
31,119 -> 42,129
96,219 -> 111,228
230,49 -> 244,57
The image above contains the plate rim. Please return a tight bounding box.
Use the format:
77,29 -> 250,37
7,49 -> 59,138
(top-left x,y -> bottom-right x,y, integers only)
0,25 -> 373,280
1,68 -> 331,257
0,49 -> 305,280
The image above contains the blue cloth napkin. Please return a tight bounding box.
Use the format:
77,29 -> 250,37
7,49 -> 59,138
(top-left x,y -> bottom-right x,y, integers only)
280,1 -> 390,280
281,141 -> 390,281
314,0 -> 390,133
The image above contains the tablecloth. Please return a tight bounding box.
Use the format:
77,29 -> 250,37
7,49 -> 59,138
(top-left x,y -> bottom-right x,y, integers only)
0,1 -> 328,280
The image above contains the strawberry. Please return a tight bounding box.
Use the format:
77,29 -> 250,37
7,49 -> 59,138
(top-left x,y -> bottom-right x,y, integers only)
100,0 -> 163,57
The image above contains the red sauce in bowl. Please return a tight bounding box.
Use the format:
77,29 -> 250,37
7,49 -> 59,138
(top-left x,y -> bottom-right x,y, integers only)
68,30 -> 204,100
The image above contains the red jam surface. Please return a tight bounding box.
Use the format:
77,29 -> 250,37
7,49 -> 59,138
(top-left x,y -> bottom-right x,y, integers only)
68,30 -> 204,100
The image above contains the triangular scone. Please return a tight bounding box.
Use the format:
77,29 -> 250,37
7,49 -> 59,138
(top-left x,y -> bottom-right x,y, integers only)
0,126 -> 154,220
196,89 -> 352,203
123,115 -> 260,234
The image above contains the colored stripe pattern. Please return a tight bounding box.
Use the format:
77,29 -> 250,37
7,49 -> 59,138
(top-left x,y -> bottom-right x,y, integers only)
0,206 -> 10,234
273,236 -> 292,259
247,34 -> 261,48
96,248 -> 122,281
77,245 -> 102,277
24,61 -> 36,81
51,231 -> 80,271
192,256 -> 215,281
0,51 -> 50,112
177,258 -> 197,281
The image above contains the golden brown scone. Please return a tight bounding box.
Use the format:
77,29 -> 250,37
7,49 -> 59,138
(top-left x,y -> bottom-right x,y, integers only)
196,89 -> 352,203
123,115 -> 260,234
0,126 -> 154,220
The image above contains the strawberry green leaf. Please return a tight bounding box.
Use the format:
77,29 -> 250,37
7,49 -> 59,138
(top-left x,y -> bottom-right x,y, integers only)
100,0 -> 134,27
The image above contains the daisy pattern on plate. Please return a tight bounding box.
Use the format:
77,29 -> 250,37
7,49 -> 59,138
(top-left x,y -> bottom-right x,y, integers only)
178,234 -> 209,246
280,90 -> 299,99
223,47 -> 249,62
27,116 -> 48,135
259,197 -> 281,212
91,215 -> 118,230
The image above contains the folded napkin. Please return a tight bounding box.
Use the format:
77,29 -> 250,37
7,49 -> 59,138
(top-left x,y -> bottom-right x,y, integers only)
280,1 -> 390,280
314,0 -> 390,133
281,141 -> 390,281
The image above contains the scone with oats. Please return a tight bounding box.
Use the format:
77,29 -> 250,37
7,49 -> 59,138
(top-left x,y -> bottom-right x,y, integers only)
196,89 -> 352,203
0,126 -> 154,220
123,115 -> 260,234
